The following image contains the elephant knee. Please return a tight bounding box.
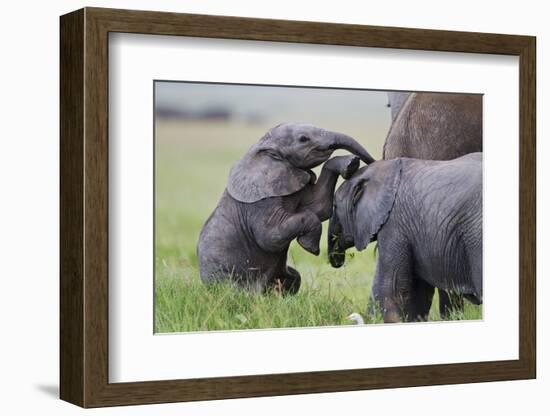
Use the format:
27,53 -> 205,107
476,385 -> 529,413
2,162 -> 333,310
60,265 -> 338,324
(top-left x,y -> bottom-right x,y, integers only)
257,232 -> 289,253
317,205 -> 333,221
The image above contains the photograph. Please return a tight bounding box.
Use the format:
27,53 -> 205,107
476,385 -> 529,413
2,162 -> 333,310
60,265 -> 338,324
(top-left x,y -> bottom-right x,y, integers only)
153,81 -> 483,333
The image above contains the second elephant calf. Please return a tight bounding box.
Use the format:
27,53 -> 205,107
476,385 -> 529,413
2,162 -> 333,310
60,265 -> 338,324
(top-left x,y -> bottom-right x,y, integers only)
328,153 -> 482,322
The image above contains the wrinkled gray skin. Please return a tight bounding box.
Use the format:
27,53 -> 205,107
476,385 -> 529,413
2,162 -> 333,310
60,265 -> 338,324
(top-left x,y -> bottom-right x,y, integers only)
328,154 -> 482,323
198,123 -> 375,294
384,92 -> 482,316
384,92 -> 482,160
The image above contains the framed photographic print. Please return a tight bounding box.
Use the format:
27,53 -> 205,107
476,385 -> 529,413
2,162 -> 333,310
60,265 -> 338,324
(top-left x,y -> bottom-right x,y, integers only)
60,7 -> 536,408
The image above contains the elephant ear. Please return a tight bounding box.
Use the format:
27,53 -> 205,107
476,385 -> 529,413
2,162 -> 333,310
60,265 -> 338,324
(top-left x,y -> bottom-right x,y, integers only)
352,159 -> 402,250
227,145 -> 312,203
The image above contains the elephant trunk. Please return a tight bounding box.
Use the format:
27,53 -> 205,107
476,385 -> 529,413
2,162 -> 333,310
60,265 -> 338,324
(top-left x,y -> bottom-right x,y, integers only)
329,133 -> 376,164
328,215 -> 346,268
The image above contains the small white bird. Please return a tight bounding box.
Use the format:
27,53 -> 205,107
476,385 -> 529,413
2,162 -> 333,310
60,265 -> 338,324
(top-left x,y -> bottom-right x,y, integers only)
346,312 -> 365,325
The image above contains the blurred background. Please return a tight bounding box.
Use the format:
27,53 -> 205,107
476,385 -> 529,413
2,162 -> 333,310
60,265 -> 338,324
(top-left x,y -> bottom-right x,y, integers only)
155,81 -> 391,147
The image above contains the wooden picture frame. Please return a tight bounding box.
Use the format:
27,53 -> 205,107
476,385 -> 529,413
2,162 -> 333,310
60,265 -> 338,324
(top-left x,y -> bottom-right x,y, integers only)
60,7 -> 536,408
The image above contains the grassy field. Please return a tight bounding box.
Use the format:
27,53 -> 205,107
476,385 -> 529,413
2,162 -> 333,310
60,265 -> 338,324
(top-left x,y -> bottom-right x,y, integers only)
154,119 -> 482,333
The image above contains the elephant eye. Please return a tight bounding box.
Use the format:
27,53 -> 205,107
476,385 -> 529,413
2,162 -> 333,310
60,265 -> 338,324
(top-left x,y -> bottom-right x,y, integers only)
299,135 -> 310,143
262,149 -> 283,160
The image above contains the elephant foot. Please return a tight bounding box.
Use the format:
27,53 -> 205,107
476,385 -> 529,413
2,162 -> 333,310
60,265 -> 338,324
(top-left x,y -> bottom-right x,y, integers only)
384,310 -> 403,324
297,226 -> 321,255
340,156 -> 360,179
325,155 -> 360,179
272,267 -> 301,296
282,266 -> 302,295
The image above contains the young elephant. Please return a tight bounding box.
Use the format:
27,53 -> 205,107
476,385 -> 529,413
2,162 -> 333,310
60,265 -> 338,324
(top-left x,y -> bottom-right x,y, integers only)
197,123 -> 375,294
328,153 -> 482,322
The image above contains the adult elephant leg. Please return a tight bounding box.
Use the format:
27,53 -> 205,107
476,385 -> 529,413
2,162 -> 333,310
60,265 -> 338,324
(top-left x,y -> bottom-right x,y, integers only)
299,155 -> 360,221
439,290 -> 464,319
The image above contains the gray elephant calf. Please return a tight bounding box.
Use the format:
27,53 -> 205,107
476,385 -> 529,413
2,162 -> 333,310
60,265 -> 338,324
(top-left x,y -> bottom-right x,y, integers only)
198,123 -> 375,294
328,153 -> 482,322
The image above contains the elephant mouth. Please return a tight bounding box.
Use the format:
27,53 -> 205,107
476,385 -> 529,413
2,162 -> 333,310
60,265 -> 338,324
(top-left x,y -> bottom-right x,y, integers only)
302,148 -> 333,168
328,248 -> 346,268
328,233 -> 349,268
328,229 -> 355,268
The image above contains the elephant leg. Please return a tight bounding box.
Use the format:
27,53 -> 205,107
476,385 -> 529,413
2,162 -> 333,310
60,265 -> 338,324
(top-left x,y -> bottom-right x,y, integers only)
372,278 -> 405,323
268,266 -> 301,296
295,216 -> 323,255
468,242 -> 483,303
299,155 -> 360,221
410,279 -> 435,321
438,290 -> 464,319
254,210 -> 322,255
371,239 -> 414,323
281,266 -> 302,295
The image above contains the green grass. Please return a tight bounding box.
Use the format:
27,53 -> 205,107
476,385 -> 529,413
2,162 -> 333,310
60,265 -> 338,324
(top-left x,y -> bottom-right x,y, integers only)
155,266 -> 377,332
154,120 -> 482,333
155,235 -> 380,332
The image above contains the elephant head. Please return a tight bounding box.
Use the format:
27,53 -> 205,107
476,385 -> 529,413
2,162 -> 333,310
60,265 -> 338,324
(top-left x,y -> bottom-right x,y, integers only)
328,159 -> 402,267
227,123 -> 375,203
